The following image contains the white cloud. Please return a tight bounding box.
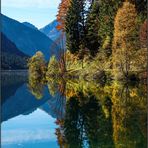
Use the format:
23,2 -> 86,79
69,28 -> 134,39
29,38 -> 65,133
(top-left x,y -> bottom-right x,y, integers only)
1,129 -> 56,144
2,0 -> 60,8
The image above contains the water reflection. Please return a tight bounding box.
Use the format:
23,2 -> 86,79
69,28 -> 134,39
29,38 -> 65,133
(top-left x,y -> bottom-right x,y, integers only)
112,83 -> 147,148
48,80 -> 147,148
1,72 -> 147,148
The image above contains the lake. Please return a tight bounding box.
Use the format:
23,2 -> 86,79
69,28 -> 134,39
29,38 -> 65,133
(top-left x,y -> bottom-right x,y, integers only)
1,71 -> 147,148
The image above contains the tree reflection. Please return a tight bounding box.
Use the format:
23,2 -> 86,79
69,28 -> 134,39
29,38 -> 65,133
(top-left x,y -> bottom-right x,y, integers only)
55,119 -> 67,148
111,82 -> 147,148
62,91 -> 114,148
47,78 -> 66,119
27,74 -> 147,148
55,80 -> 147,148
28,74 -> 45,99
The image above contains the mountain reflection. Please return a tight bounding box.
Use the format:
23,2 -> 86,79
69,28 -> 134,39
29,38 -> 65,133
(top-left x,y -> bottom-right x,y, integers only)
1,71 -> 27,104
1,72 -> 66,122
1,72 -> 147,148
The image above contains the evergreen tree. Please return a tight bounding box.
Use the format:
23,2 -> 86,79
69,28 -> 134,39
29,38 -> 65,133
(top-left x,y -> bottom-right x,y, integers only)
65,0 -> 86,54
85,0 -> 100,56
85,0 -> 122,56
65,0 -> 81,54
98,0 -> 122,55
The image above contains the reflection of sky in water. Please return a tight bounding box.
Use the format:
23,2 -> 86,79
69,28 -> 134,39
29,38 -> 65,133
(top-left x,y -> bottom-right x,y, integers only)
1,109 -> 59,148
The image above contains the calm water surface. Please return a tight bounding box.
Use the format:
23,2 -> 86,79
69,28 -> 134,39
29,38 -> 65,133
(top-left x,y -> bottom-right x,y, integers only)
1,71 -> 147,148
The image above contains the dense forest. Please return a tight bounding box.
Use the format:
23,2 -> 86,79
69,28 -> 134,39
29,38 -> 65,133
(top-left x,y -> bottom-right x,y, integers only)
28,0 -> 147,82
1,33 -> 29,70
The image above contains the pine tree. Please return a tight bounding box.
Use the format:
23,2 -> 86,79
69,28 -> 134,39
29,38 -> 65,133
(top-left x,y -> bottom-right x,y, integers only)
65,0 -> 86,54
98,0 -> 122,55
85,0 -> 122,56
85,0 -> 100,56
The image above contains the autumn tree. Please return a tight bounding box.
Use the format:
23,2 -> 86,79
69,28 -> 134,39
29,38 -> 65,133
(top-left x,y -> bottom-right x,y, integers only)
46,55 -> 60,78
57,0 -> 71,31
55,119 -> 67,148
129,0 -> 147,20
134,20 -> 147,78
56,0 -> 71,74
111,83 -> 147,147
140,20 -> 147,48
28,51 -> 46,80
112,2 -> 138,80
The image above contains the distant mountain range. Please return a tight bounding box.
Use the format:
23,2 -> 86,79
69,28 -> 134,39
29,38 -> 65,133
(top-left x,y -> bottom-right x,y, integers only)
40,20 -> 66,49
1,33 -> 29,70
40,20 -> 62,41
1,14 -> 59,60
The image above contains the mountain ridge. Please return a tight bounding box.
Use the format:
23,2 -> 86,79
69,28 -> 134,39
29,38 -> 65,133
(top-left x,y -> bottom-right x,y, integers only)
23,22 -> 38,30
40,20 -> 62,41
1,14 -> 59,60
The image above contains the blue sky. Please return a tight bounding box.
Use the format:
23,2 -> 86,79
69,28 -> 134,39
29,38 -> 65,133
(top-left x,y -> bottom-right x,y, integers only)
1,0 -> 61,28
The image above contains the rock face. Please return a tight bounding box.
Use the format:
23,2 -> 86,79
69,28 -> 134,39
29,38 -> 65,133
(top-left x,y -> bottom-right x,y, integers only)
1,14 -> 59,60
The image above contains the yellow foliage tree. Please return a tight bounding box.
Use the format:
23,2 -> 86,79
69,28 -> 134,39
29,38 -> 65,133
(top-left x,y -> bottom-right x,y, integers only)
112,2 -> 138,80
46,55 -> 60,79
28,51 -> 46,80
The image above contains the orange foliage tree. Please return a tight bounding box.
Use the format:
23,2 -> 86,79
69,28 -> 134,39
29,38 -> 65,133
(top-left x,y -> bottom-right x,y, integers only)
57,0 -> 71,31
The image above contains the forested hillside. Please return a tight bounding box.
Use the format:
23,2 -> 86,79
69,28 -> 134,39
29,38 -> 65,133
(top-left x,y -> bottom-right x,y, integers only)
1,33 -> 29,70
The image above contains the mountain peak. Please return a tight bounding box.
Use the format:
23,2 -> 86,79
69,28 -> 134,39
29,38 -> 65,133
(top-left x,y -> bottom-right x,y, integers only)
22,22 -> 38,30
40,20 -> 62,41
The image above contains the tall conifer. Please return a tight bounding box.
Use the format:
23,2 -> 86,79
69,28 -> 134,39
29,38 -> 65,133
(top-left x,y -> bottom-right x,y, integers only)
65,0 -> 86,54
